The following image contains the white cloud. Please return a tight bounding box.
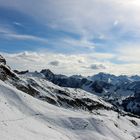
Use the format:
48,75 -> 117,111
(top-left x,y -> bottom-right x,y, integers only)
1,0 -> 140,54
0,51 -> 107,75
91,52 -> 115,60
0,26 -> 48,43
1,51 -> 140,76
49,61 -> 59,66
0,27 -> 14,34
1,0 -> 140,39
13,22 -> 23,27
59,37 -> 95,49
116,45 -> 140,63
89,64 -> 106,70
5,33 -> 48,43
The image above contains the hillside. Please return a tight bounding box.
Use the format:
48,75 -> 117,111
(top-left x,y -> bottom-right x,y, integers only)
0,55 -> 140,140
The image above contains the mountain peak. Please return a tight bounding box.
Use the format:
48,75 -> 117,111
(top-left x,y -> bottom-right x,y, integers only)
0,55 -> 6,65
40,69 -> 54,75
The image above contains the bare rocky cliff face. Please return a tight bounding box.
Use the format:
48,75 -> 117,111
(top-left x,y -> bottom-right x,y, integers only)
0,55 -> 18,81
0,55 -> 6,65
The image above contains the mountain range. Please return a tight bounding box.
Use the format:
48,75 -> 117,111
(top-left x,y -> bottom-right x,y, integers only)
0,55 -> 140,140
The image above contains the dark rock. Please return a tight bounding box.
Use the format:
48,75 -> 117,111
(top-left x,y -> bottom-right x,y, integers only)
0,65 -> 18,81
90,81 -> 104,93
39,96 -> 58,105
40,69 -> 55,81
0,55 -> 6,65
14,70 -> 29,75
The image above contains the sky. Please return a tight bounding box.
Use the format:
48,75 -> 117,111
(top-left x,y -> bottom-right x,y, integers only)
0,0 -> 140,76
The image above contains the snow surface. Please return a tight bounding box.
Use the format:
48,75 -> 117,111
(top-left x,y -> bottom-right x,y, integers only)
17,70 -> 140,115
0,80 -> 140,140
14,73 -> 112,109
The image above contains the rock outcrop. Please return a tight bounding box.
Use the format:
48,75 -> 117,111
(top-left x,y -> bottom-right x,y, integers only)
0,55 -> 6,65
0,55 -> 18,81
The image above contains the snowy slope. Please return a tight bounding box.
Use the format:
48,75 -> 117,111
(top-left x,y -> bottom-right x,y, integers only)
0,55 -> 140,140
38,69 -> 140,115
2,69 -> 111,112
0,80 -> 140,140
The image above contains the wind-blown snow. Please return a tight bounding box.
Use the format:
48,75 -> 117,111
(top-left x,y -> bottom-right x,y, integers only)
0,80 -> 140,140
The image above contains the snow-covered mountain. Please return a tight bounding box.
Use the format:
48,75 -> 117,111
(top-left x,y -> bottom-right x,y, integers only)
0,56 -> 113,113
36,69 -> 140,116
0,55 -> 140,140
1,79 -> 140,140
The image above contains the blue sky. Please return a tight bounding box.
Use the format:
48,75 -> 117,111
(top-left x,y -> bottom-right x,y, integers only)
0,0 -> 140,75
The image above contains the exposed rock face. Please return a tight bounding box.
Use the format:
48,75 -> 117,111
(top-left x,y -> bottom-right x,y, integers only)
40,69 -> 85,88
14,70 -> 29,75
0,65 -> 18,81
0,55 -> 6,65
122,92 -> 140,116
0,55 -> 18,81
40,69 -> 55,81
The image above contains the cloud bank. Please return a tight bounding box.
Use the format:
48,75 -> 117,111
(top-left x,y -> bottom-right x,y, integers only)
1,51 -> 140,76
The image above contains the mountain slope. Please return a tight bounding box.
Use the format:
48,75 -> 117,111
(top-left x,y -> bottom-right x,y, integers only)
0,80 -> 140,140
0,55 -> 140,140
39,70 -> 140,116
